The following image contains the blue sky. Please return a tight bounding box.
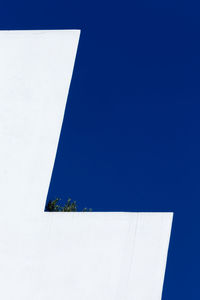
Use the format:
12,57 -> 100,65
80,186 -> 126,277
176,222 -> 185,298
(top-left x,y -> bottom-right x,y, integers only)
1,0 -> 199,298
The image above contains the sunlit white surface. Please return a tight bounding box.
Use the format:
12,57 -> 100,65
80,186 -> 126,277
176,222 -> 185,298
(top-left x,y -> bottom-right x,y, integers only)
0,30 -> 173,300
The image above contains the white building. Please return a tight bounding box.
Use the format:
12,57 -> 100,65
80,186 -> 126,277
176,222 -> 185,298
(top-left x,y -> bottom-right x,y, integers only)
0,30 -> 173,300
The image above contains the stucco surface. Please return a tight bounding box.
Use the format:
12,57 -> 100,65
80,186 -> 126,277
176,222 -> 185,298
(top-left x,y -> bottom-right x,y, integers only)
0,30 -> 173,300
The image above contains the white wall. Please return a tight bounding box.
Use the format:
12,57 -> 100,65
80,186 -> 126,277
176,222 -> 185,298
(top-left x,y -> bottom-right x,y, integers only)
0,30 -> 173,300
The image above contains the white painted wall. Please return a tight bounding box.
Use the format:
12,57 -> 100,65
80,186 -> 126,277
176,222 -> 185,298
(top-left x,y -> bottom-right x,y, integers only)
0,30 -> 173,300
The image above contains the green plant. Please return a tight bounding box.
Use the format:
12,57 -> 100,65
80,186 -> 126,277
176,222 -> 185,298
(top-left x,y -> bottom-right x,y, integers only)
46,197 -> 92,212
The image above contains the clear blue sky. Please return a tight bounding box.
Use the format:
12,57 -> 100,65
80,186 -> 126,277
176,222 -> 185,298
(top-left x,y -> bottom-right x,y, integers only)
1,0 -> 199,298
